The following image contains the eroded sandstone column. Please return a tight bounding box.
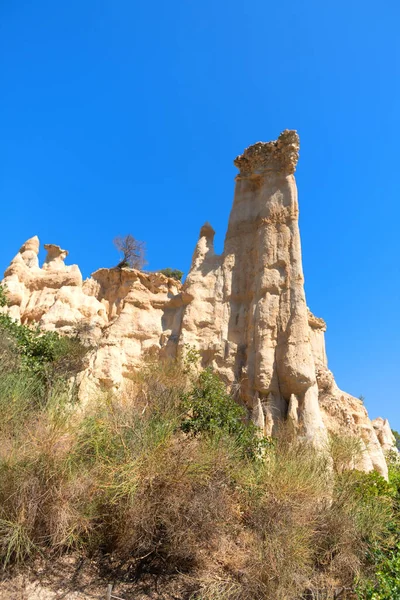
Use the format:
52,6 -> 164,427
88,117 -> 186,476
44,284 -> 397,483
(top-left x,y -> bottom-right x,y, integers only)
1,236 -> 41,320
225,130 -> 326,441
180,130 -> 326,443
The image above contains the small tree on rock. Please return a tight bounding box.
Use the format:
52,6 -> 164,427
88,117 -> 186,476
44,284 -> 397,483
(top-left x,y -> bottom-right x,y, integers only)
159,268 -> 184,282
113,234 -> 146,270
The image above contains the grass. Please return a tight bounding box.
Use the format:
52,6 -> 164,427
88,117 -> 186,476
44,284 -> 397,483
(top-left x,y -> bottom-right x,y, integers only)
0,313 -> 399,598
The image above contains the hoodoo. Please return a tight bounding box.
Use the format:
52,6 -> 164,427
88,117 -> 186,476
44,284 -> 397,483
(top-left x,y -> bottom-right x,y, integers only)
181,131 -> 325,442
1,130 -> 395,477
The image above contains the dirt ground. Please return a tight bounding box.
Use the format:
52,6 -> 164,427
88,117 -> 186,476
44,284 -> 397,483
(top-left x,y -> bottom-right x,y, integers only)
0,556 -> 195,600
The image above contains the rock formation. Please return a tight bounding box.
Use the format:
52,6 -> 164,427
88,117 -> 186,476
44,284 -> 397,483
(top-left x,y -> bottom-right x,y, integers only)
373,418 -> 398,454
1,130 -> 396,477
181,131 -> 325,444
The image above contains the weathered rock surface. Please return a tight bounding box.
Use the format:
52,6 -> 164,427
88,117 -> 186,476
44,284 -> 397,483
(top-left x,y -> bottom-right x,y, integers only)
373,417 -> 398,454
1,130 -> 396,476
181,131 -> 325,444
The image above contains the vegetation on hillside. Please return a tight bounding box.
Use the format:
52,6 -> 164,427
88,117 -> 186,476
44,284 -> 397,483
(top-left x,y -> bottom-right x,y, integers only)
0,283 -> 399,599
392,429 -> 400,451
159,268 -> 184,281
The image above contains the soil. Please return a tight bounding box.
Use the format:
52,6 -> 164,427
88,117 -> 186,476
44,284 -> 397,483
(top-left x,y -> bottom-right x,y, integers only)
0,556 -> 196,600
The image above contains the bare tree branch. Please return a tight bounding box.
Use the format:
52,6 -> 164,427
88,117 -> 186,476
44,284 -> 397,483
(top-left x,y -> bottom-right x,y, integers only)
113,235 -> 146,270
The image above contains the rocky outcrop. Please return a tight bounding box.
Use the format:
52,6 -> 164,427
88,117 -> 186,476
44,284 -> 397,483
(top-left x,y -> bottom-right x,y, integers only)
373,418 -> 398,454
1,130 -> 396,476
2,238 -> 183,390
181,131 -> 325,444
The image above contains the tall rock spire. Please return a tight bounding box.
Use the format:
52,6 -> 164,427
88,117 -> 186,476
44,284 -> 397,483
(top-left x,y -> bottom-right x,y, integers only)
180,130 -> 326,441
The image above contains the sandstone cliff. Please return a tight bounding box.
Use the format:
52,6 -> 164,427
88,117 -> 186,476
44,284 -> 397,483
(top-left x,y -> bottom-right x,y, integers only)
1,130 -> 395,477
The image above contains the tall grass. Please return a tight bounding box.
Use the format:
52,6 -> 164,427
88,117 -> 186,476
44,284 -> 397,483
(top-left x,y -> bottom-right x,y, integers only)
0,324 -> 398,599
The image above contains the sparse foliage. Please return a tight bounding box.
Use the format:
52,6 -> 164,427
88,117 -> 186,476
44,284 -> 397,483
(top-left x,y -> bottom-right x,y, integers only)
0,283 -> 7,307
159,268 -> 184,281
392,429 -> 400,451
355,455 -> 400,599
0,323 -> 400,598
0,313 -> 86,378
329,432 -> 364,474
181,367 -> 268,458
113,234 -> 146,269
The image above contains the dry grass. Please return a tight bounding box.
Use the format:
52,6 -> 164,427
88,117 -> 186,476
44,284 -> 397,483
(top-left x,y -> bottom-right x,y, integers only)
329,432 -> 364,474
0,341 -> 395,599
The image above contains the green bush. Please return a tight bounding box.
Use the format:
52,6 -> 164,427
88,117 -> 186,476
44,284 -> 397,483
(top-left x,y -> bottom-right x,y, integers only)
159,268 -> 184,281
358,541 -> 400,599
0,289 -> 87,412
0,283 -> 87,379
181,368 -> 245,436
0,314 -> 84,372
355,457 -> 400,599
180,367 -> 269,458
392,429 -> 400,451
0,283 -> 7,308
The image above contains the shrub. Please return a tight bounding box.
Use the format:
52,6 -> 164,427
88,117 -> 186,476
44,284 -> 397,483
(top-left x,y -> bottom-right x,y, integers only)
181,367 -> 268,458
0,357 -> 241,574
159,268 -> 184,281
355,457 -> 400,599
0,314 -> 85,374
0,312 -> 87,439
181,368 -> 245,436
0,283 -> 7,307
392,429 -> 400,451
235,435 -> 332,600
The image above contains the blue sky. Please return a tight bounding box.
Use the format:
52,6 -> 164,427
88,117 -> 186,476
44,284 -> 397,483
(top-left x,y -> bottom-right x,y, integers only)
1,1 -> 399,428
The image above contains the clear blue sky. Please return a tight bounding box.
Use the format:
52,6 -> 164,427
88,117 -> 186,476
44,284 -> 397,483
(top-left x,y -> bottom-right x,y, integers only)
1,1 -> 399,428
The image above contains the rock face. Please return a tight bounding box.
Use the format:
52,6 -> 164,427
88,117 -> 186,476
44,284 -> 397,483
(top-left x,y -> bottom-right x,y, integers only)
1,130 -> 396,477
373,418 -> 398,454
181,131 -> 325,444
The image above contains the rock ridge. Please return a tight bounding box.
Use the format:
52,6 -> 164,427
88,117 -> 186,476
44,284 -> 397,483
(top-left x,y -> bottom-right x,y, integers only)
2,130 -> 396,477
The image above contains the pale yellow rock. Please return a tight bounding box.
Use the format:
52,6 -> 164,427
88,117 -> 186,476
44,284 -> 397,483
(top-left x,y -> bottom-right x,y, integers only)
316,366 -> 390,478
372,417 -> 398,454
43,243 -> 69,268
179,130 -> 326,444
308,309 -> 328,367
1,131 -> 393,476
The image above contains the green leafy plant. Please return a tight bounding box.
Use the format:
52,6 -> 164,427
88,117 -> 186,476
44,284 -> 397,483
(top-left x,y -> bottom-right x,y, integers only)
392,429 -> 400,451
355,457 -> 400,599
0,314 -> 85,376
182,343 -> 201,375
0,297 -> 87,418
0,283 -> 7,308
159,268 -> 184,281
358,541 -> 400,599
180,367 -> 269,458
181,368 -> 245,436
